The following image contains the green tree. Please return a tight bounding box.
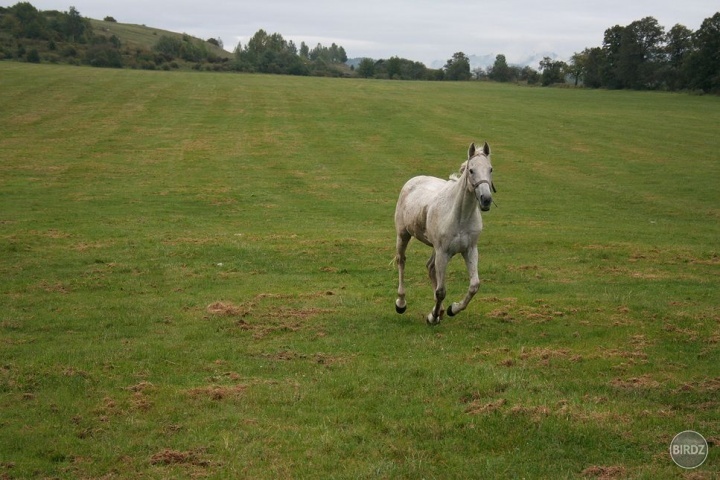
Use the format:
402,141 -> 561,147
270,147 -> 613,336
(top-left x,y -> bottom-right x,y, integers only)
579,47 -> 605,88
617,17 -> 665,89
386,56 -> 402,79
357,58 -> 375,78
7,2 -> 47,39
488,54 -> 510,82
602,25 -> 625,88
568,52 -> 586,86
85,44 -> 123,68
520,66 -> 539,84
687,12 -> 720,93
26,47 -> 40,63
234,29 -> 312,75
63,6 -> 89,42
444,52 -> 471,80
299,42 -> 309,59
539,57 -> 567,86
154,35 -> 184,58
664,24 -> 693,90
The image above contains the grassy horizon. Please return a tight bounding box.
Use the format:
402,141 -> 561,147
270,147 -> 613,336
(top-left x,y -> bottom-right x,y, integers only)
1,63 -> 718,478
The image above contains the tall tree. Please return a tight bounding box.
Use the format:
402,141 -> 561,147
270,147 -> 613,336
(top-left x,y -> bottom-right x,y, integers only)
602,25 -> 625,88
63,6 -> 89,43
488,54 -> 510,82
687,12 -> 720,93
539,57 -> 567,86
357,58 -> 375,78
444,52 -> 471,80
627,17 -> 666,89
299,42 -> 309,59
7,1 -> 47,39
582,47 -> 606,88
665,24 -> 693,90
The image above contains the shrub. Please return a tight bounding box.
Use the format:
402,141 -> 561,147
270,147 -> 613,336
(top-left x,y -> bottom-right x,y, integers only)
26,48 -> 40,63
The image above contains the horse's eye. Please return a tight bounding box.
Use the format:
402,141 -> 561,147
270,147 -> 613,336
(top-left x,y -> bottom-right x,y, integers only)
469,169 -> 474,174
490,168 -> 493,173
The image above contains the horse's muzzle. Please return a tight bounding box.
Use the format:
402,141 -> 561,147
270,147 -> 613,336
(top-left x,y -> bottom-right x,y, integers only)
480,195 -> 492,211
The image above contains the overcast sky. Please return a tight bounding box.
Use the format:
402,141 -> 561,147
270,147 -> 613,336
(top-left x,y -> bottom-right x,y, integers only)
14,0 -> 717,65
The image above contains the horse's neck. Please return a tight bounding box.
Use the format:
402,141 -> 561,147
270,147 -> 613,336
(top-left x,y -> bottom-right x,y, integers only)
448,173 -> 478,220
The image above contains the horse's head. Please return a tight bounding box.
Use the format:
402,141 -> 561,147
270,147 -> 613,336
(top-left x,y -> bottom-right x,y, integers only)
465,142 -> 496,211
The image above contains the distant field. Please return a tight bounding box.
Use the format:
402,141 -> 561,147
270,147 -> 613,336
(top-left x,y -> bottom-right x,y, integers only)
1,62 -> 718,478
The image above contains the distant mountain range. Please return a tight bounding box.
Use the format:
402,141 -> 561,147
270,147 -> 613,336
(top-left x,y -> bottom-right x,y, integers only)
430,52 -> 560,70
347,52 -> 559,70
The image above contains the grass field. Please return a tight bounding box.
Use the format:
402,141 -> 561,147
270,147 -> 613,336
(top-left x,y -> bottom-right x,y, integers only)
1,62 -> 719,478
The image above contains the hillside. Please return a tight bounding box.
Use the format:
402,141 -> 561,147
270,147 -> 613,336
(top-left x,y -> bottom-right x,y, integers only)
0,4 -> 351,75
0,4 -> 232,71
88,18 -> 232,60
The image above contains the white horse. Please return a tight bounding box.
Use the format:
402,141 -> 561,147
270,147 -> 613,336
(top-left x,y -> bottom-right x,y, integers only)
394,142 -> 496,325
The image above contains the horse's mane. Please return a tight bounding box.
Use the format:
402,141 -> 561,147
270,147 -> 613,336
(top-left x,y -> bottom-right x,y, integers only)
448,161 -> 468,182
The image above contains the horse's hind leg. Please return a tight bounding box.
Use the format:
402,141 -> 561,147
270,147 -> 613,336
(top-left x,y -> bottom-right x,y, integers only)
426,252 -> 437,292
395,232 -> 411,314
427,250 -> 449,325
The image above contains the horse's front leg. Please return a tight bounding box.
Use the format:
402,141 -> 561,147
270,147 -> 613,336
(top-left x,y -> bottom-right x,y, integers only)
427,250 -> 449,325
447,246 -> 480,317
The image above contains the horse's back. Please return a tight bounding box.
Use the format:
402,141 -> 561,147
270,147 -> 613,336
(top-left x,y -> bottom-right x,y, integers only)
399,175 -> 447,200
395,176 -> 447,243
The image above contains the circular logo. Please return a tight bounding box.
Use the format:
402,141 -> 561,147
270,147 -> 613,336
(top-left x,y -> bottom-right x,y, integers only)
669,430 -> 708,469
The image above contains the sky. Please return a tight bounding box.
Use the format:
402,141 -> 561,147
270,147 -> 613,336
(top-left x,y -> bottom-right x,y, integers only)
12,0 -> 717,66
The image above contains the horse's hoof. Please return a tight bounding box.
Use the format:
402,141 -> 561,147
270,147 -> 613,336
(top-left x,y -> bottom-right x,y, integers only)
447,305 -> 456,317
396,304 -> 407,314
426,314 -> 441,326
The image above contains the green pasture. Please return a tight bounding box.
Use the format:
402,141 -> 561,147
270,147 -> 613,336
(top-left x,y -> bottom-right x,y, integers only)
1,63 -> 718,478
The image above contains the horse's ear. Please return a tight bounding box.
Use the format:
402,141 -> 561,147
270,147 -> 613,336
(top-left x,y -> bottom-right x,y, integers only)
468,143 -> 476,159
483,142 -> 491,156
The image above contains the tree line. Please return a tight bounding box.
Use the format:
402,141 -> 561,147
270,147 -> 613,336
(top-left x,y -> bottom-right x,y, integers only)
569,14 -> 720,92
232,29 -> 349,76
2,2 -> 718,92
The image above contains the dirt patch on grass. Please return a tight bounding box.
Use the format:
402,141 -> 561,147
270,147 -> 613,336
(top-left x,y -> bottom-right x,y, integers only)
581,465 -> 626,479
677,377 -> 720,393
464,398 -> 507,415
520,347 -> 571,360
125,381 -> 155,412
207,301 -> 248,317
36,280 -> 71,294
519,346 -> 581,366
663,322 -> 700,341
150,448 -> 210,467
186,384 -> 247,401
259,350 -> 352,368
207,291 -> 336,339
236,318 -> 304,339
610,375 -> 660,390
508,404 -> 552,420
207,291 -> 335,319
